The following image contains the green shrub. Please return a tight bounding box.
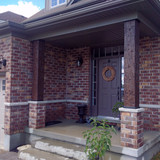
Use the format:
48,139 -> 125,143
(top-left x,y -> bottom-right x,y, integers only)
83,118 -> 116,160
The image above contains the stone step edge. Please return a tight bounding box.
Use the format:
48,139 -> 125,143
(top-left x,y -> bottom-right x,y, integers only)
25,127 -> 86,146
34,140 -> 87,160
18,147 -> 73,160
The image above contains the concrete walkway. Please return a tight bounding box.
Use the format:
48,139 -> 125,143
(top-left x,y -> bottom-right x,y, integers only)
0,150 -> 19,160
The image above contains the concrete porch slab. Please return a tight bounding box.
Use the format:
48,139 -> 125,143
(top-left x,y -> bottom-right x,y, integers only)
25,120 -> 160,160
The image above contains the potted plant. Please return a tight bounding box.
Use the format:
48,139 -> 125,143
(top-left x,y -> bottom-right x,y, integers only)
112,101 -> 124,130
112,101 -> 124,117
83,118 -> 116,160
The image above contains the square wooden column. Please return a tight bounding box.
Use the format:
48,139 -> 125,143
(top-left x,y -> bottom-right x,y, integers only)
120,20 -> 144,149
124,20 -> 139,109
29,40 -> 45,129
32,40 -> 45,101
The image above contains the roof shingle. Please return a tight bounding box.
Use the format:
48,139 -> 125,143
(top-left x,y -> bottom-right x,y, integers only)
0,11 -> 27,23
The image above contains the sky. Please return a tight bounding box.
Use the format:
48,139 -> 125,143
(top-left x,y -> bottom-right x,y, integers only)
0,0 -> 45,18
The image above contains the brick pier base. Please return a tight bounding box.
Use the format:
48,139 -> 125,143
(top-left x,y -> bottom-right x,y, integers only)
119,108 -> 145,149
29,102 -> 46,129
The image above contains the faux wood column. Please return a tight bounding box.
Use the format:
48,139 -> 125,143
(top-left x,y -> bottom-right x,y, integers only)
120,20 -> 144,149
29,40 -> 45,129
124,20 -> 139,109
32,40 -> 45,101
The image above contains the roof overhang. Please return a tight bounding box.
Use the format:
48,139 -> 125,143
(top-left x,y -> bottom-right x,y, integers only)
0,21 -> 26,39
24,0 -> 160,47
0,0 -> 160,48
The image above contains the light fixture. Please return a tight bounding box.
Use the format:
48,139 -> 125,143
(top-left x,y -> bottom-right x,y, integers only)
0,57 -> 6,69
77,57 -> 83,67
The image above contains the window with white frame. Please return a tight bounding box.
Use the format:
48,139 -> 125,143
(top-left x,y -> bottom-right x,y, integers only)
52,0 -> 67,7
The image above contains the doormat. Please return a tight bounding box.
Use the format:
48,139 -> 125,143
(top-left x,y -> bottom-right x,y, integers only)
45,121 -> 62,126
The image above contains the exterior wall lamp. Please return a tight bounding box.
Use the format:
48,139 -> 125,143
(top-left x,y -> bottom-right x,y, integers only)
77,57 -> 83,67
0,57 -> 6,69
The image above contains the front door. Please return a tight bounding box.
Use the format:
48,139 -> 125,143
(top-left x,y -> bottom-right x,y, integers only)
0,78 -> 5,148
98,58 -> 120,117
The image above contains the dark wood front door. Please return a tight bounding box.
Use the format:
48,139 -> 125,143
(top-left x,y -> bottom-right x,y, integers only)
98,58 -> 120,117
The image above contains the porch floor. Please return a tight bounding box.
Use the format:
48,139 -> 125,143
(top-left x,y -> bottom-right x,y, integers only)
36,120 -> 159,147
39,120 -> 121,145
26,120 -> 160,159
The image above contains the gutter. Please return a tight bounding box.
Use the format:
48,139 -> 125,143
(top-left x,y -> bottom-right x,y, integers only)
0,21 -> 24,32
0,21 -> 24,29
0,21 -> 26,38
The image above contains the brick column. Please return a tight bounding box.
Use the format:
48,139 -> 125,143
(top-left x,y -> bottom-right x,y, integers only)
29,103 -> 45,129
29,40 -> 46,129
120,20 -> 144,149
119,108 -> 144,149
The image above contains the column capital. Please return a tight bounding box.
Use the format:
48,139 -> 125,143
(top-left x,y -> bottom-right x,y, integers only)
119,107 -> 145,113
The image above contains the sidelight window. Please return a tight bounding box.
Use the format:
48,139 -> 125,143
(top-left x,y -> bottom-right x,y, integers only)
2,80 -> 5,91
121,57 -> 124,102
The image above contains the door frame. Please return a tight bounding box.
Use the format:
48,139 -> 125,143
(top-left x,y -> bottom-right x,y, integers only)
90,46 -> 124,117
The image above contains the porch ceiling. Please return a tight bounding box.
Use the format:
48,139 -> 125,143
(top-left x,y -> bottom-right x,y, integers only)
44,22 -> 156,48
22,0 -> 160,48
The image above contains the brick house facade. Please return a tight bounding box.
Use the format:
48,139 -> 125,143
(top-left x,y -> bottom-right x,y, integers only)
0,0 -> 160,154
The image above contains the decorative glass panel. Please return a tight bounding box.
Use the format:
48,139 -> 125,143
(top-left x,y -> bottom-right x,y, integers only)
93,46 -> 124,58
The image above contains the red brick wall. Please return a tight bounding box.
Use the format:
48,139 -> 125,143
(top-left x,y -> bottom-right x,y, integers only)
0,36 -> 12,73
65,102 -> 79,120
143,108 -> 160,131
44,45 -> 90,121
140,36 -> 160,131
44,44 -> 66,100
45,103 -> 65,122
5,105 -> 29,135
0,36 -> 32,135
66,47 -> 90,101
65,48 -> 90,120
9,37 -> 32,103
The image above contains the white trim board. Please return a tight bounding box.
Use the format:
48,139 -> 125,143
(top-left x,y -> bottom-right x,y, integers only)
29,99 -> 88,104
4,99 -> 88,106
4,102 -> 28,106
140,104 -> 160,109
4,102 -> 160,108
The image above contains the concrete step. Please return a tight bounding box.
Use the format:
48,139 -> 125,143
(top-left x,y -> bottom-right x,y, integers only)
18,147 -> 73,160
33,138 -> 87,160
25,127 -> 86,146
